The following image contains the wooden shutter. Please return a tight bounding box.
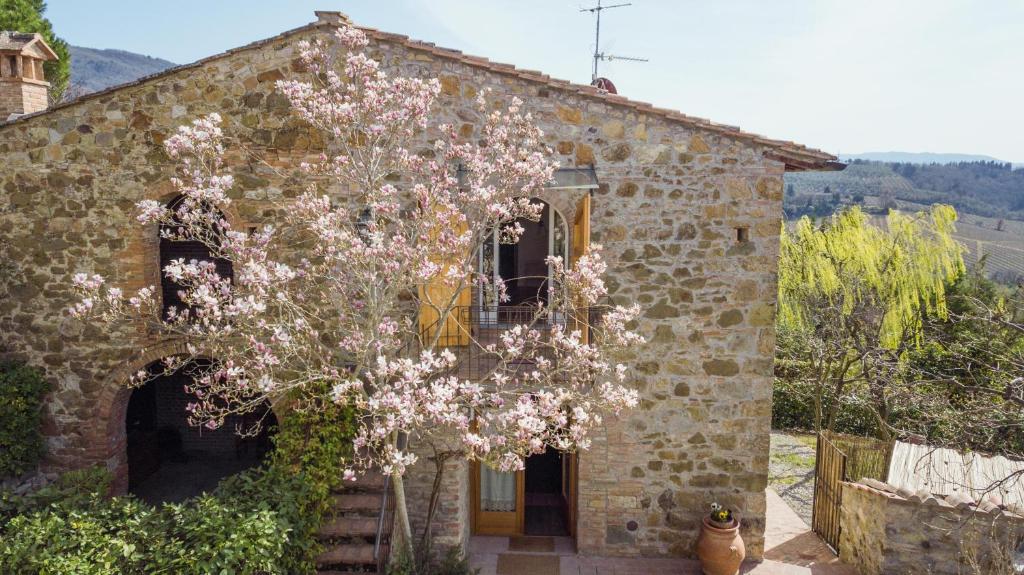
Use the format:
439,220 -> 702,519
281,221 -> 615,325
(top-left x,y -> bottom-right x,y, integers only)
570,194 -> 591,344
418,218 -> 471,348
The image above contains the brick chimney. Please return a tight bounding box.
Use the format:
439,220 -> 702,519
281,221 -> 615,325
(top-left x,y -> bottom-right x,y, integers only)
0,31 -> 59,120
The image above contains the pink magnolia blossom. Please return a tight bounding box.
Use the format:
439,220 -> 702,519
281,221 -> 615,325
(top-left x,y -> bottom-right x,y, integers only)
72,23 -> 643,548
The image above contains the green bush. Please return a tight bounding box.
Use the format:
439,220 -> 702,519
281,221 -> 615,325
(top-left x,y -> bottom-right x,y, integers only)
771,377 -> 880,436
0,362 -> 50,477
0,465 -> 111,522
0,383 -> 360,574
0,466 -> 324,574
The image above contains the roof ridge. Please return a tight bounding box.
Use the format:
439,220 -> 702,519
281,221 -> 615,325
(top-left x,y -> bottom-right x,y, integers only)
0,14 -> 837,169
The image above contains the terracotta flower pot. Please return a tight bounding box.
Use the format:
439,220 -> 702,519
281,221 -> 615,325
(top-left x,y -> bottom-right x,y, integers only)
696,516 -> 745,575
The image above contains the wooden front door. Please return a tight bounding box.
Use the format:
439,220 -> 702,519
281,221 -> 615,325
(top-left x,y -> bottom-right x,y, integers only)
471,451 -> 579,537
471,461 -> 524,535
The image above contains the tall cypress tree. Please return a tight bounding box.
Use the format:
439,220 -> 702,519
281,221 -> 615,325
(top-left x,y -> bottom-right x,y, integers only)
0,0 -> 70,102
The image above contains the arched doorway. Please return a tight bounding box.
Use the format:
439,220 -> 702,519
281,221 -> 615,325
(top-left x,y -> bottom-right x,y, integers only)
125,360 -> 276,504
479,199 -> 568,321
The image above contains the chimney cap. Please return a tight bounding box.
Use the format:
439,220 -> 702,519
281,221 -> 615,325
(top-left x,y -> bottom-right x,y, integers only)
313,11 -> 352,26
0,31 -> 58,60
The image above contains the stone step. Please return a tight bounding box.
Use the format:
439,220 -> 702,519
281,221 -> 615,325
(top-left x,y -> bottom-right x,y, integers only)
316,542 -> 376,567
320,515 -> 379,538
332,471 -> 386,493
331,492 -> 382,513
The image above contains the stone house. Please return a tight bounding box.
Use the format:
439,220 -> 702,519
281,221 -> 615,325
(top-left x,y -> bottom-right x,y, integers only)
0,10 -> 838,565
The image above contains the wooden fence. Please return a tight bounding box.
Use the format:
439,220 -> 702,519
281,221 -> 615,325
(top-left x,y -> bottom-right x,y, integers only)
887,441 -> 1024,507
829,432 -> 893,483
812,432 -> 893,552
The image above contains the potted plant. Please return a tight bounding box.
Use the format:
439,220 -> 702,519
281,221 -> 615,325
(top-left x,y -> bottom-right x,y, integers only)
696,502 -> 746,575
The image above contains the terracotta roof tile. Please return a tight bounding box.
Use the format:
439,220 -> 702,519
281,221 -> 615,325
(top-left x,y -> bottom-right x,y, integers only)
0,13 -> 838,170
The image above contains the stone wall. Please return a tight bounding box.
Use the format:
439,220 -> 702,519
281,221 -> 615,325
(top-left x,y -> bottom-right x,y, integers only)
840,479 -> 1024,575
0,14 -> 807,559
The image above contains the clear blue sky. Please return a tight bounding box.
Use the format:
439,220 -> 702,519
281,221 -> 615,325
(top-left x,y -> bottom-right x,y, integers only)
46,0 -> 1023,163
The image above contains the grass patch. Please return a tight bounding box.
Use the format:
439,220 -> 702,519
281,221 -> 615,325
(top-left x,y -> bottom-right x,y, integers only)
770,451 -> 815,469
794,433 -> 818,450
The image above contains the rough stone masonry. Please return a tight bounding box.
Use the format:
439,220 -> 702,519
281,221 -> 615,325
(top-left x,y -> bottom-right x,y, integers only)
0,11 -> 836,559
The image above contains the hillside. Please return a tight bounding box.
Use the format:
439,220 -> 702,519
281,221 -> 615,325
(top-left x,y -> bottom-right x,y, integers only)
842,152 -> 1013,165
69,46 -> 176,95
786,160 -> 1024,220
785,160 -> 1024,283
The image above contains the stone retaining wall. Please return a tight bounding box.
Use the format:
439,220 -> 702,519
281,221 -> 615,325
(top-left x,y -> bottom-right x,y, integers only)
840,479 -> 1024,575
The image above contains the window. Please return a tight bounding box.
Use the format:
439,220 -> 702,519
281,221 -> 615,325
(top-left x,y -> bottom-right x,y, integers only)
159,196 -> 233,321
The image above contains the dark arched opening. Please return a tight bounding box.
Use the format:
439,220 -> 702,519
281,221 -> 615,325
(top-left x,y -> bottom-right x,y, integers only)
125,360 -> 276,504
495,200 -> 567,307
159,195 -> 234,320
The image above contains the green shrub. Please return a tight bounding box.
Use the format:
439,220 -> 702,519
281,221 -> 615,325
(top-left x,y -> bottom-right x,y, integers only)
771,377 -> 880,436
0,383 -> 360,574
0,494 -> 156,575
0,466 -> 323,574
0,378 -> 366,568
153,468 -> 319,574
0,465 -> 110,522
0,362 -> 49,477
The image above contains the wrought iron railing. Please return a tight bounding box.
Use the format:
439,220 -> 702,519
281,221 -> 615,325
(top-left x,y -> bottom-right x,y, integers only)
374,473 -> 396,573
420,305 -> 600,381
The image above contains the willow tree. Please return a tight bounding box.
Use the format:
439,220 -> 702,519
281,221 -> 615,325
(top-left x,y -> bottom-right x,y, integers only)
776,205 -> 964,440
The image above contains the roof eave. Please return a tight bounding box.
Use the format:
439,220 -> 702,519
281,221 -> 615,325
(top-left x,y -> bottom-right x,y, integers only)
765,151 -> 845,172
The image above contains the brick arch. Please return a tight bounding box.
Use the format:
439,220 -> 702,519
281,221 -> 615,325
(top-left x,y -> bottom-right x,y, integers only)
96,339 -> 281,494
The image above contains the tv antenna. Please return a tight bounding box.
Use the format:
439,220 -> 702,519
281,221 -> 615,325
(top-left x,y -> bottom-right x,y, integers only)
580,0 -> 648,83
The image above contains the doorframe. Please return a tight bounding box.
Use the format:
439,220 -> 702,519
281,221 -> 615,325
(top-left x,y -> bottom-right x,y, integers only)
477,200 -> 569,322
469,451 -> 578,538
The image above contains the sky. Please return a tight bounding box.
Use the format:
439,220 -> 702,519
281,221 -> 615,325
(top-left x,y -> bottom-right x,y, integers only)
46,0 -> 1023,163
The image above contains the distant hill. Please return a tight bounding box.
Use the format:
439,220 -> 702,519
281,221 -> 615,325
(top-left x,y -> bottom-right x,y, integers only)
786,160 -> 1024,221
68,46 -> 176,95
785,160 -> 1024,283
842,152 -> 1015,165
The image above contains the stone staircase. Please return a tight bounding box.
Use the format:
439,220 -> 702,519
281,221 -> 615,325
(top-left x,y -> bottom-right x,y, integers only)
316,471 -> 389,574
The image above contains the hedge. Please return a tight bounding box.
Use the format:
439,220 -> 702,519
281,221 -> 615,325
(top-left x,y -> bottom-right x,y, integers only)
0,465 -> 323,575
0,384 -> 358,575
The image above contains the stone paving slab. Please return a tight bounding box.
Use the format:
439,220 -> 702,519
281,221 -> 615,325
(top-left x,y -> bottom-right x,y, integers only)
469,489 -> 859,575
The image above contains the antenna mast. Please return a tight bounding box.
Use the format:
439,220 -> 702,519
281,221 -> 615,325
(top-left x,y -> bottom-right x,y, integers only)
580,0 -> 648,82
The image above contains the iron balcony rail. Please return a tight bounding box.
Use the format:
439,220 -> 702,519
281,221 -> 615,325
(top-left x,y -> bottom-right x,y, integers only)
423,305 -> 601,382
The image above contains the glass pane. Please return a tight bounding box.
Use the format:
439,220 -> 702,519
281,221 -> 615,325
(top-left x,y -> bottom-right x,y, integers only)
552,209 -> 566,262
480,465 -> 516,512
481,230 -> 496,307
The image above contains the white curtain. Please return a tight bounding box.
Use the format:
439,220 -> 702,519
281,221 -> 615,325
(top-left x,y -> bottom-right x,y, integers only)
480,466 -> 516,512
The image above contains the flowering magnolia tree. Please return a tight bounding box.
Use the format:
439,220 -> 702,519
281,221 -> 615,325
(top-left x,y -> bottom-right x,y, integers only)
73,24 -> 641,554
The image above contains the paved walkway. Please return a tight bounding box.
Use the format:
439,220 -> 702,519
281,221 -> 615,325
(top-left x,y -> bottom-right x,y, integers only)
467,489 -> 858,575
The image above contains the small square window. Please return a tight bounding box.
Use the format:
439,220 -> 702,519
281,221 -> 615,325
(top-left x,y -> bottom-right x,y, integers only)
735,227 -> 749,243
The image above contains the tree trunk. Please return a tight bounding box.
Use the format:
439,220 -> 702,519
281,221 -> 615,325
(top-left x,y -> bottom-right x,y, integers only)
391,471 -> 416,562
